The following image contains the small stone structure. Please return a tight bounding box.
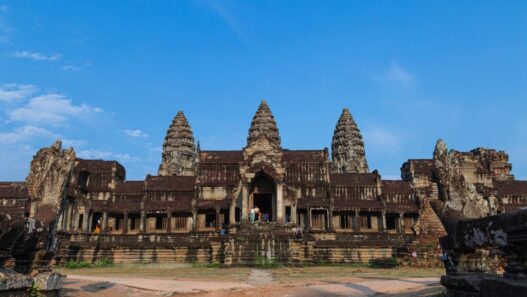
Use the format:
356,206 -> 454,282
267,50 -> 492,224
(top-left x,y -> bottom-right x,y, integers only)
1,101 -> 526,267
440,209 -> 527,296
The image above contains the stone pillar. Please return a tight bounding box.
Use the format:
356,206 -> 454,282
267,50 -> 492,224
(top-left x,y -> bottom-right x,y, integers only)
241,183 -> 249,222
123,211 -> 129,235
306,207 -> 312,230
229,198 -> 236,225
215,206 -> 220,231
83,211 -> 90,232
291,203 -> 298,224
140,209 -> 146,233
353,209 -> 360,232
276,183 -> 284,223
166,209 -> 172,233
102,212 -> 108,233
192,209 -> 197,231
87,211 -> 93,233
398,212 -> 404,234
381,211 -> 387,232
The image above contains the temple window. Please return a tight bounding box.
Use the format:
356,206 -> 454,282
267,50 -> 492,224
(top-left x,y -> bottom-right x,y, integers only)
386,215 -> 397,231
340,214 -> 353,229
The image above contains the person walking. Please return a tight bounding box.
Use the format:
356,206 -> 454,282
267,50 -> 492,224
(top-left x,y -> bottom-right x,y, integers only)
250,207 -> 255,224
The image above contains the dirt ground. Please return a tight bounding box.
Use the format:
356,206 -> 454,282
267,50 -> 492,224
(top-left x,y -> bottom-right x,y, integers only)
56,264 -> 446,297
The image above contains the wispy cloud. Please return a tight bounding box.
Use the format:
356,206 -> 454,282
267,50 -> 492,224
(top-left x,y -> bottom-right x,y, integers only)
0,84 -> 37,102
363,127 -> 401,153
62,65 -> 80,72
8,93 -> 102,126
0,5 -> 13,44
205,1 -> 244,40
375,63 -> 414,85
0,125 -> 56,144
77,149 -> 139,163
13,51 -> 61,61
124,129 -> 148,138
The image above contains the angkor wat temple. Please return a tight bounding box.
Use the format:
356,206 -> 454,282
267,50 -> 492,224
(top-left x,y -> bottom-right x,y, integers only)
1,100 -> 527,266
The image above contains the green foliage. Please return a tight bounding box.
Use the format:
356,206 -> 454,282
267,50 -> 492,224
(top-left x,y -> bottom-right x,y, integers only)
64,260 -> 92,269
368,257 -> 399,269
94,257 -> 114,267
207,261 -> 221,268
63,257 -> 113,269
28,282 -> 40,297
254,254 -> 281,268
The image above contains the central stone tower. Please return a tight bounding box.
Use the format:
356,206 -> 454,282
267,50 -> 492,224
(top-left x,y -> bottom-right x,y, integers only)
331,108 -> 369,173
158,111 -> 196,176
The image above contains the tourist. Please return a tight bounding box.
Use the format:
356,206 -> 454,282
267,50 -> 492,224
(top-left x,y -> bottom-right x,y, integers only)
254,205 -> 260,222
250,207 -> 255,224
296,227 -> 303,239
220,223 -> 226,236
411,249 -> 417,263
262,213 -> 269,223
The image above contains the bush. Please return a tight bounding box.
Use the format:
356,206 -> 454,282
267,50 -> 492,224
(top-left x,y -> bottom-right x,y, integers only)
369,257 -> 399,268
254,254 -> 281,268
94,257 -> 114,267
207,261 -> 221,268
64,260 -> 92,269
28,282 -> 40,297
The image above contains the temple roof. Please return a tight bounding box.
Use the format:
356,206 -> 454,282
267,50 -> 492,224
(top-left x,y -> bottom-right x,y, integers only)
145,175 -> 196,191
0,182 -> 29,198
331,108 -> 369,173
330,173 -> 377,186
158,110 -> 196,176
495,180 -> 527,197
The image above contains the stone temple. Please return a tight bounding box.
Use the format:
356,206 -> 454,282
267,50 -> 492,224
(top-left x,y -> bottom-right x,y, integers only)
1,100 -> 527,266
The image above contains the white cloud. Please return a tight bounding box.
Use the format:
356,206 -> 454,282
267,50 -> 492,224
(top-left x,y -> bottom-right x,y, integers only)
0,83 -> 37,102
363,127 -> 401,153
13,51 -> 61,61
77,149 -> 139,163
8,93 -> 102,126
62,65 -> 80,72
0,125 -> 56,144
376,63 -> 414,85
124,129 -> 148,138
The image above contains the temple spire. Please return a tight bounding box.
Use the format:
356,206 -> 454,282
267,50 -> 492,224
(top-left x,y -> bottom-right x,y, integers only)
331,108 -> 369,173
246,100 -> 281,148
158,110 -> 196,176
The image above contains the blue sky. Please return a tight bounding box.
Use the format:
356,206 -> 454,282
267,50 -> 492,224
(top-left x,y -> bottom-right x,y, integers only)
1,1 -> 526,181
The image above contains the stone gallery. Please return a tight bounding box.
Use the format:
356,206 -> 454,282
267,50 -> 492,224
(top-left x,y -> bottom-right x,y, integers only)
1,101 -> 526,268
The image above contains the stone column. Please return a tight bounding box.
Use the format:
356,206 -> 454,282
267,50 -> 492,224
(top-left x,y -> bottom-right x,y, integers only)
215,206 -> 220,231
102,212 -> 108,233
398,212 -> 404,234
291,203 -> 298,224
192,209 -> 197,231
123,211 -> 129,235
381,211 -> 387,233
87,211 -> 93,233
353,209 -> 360,232
140,209 -> 146,233
306,207 -> 312,230
166,209 -> 172,233
276,183 -> 284,223
83,211 -> 90,232
241,183 -> 249,222
229,198 -> 236,225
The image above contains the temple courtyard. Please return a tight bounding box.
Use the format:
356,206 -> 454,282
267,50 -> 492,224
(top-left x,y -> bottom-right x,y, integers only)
56,264 -> 445,297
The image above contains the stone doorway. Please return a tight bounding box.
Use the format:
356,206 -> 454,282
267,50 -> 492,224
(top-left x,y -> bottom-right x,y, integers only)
254,193 -> 273,222
249,172 -> 276,222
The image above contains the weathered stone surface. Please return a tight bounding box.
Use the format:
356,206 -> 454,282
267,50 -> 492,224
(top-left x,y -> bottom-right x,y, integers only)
33,272 -> 65,291
433,139 -> 491,220
158,111 -> 196,176
242,100 -> 285,180
0,269 -> 32,292
331,108 -> 369,173
27,140 -> 76,225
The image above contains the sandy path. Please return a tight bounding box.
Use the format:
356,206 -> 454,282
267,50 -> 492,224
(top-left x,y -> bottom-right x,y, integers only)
63,274 -> 442,297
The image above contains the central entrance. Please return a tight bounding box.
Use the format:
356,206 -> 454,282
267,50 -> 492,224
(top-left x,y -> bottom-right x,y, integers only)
249,172 -> 276,222
253,193 -> 273,222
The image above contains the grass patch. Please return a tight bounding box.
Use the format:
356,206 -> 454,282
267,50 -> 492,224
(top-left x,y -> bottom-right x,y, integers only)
254,254 -> 281,268
369,257 -> 399,269
64,260 -> 93,269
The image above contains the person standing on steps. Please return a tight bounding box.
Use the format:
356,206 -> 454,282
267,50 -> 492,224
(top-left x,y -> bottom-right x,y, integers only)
250,206 -> 255,224
254,205 -> 260,223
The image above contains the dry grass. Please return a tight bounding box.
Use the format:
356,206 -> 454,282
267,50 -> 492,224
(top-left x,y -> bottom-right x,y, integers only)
56,263 -> 443,283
